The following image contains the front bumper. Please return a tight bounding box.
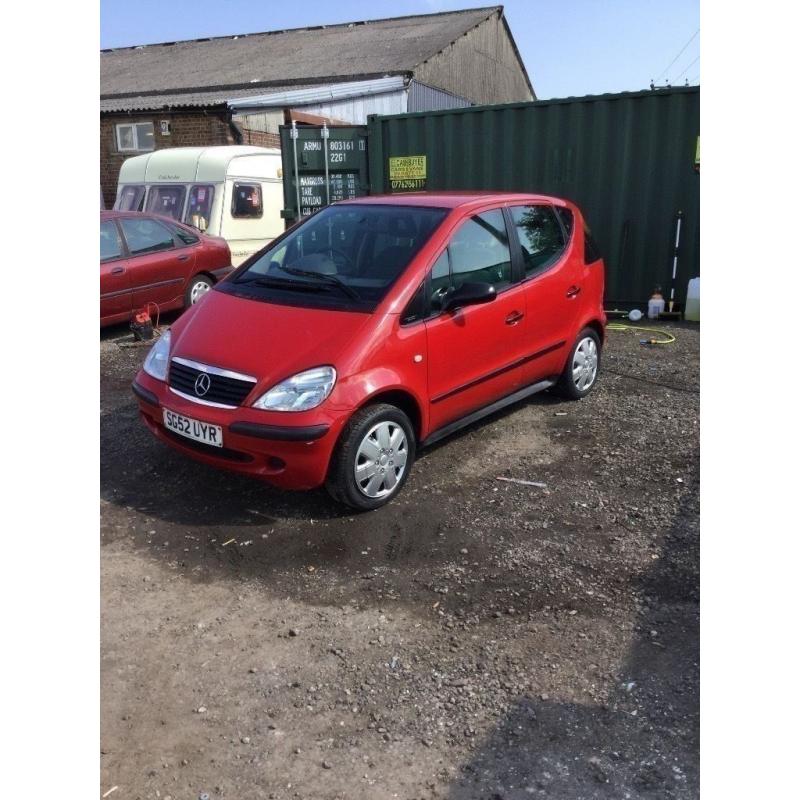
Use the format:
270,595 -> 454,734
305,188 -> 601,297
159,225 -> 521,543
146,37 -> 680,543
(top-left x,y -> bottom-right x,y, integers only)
133,371 -> 346,490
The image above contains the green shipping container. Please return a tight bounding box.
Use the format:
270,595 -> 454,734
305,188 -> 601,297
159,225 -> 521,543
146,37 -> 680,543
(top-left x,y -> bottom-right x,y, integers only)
367,87 -> 699,307
279,124 -> 369,223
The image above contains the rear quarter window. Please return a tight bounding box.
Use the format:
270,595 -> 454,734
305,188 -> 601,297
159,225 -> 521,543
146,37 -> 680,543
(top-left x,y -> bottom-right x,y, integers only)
584,225 -> 603,264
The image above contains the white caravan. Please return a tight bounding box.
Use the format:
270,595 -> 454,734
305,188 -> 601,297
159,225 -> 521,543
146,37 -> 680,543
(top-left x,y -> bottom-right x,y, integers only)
115,146 -> 283,266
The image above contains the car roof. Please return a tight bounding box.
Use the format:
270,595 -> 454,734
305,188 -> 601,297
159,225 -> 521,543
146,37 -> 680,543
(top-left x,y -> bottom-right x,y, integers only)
101,210 -> 193,229
338,191 -> 570,210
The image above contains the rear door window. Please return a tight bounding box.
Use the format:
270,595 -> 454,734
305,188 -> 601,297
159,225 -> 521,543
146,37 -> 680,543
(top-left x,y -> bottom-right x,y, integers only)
100,220 -> 124,262
167,222 -> 200,246
116,185 -> 145,212
231,182 -> 263,218
119,217 -> 176,256
185,185 -> 215,228
510,205 -> 566,277
145,185 -> 186,220
554,206 -> 574,241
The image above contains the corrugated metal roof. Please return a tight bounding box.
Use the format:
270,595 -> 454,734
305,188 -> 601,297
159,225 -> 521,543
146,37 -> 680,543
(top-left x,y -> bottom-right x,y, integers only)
228,76 -> 407,110
101,7 -> 500,111
100,85 -> 292,113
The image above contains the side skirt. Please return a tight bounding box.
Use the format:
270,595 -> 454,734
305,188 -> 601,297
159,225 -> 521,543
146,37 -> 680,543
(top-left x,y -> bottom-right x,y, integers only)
421,378 -> 556,449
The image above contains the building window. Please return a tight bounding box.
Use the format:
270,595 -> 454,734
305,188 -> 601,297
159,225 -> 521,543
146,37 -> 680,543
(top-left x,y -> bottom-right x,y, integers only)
115,122 -> 155,153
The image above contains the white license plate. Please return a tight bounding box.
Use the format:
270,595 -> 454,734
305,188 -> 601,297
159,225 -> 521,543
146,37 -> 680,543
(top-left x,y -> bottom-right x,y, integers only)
163,408 -> 223,448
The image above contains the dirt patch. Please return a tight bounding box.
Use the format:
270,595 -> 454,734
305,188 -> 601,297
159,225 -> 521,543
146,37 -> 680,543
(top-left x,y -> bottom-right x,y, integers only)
101,320 -> 699,799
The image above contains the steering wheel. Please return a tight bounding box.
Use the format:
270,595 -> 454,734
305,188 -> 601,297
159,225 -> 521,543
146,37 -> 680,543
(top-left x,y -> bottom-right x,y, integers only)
321,247 -> 351,272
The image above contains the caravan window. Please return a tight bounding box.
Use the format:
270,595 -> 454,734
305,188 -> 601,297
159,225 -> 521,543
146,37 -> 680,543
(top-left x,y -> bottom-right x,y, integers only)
145,185 -> 186,221
231,183 -> 263,219
116,185 -> 145,212
184,185 -> 215,227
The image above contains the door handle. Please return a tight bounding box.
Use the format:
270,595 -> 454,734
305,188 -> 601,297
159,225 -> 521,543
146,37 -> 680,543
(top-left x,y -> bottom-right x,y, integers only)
111,266 -> 125,275
566,285 -> 582,298
505,310 -> 525,326
177,255 -> 190,262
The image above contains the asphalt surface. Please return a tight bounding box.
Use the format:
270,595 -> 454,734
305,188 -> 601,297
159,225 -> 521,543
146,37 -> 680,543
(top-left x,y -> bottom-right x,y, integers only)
100,317 -> 699,800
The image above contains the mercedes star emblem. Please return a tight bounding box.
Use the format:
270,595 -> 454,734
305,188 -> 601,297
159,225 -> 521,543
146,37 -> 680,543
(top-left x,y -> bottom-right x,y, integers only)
194,372 -> 211,397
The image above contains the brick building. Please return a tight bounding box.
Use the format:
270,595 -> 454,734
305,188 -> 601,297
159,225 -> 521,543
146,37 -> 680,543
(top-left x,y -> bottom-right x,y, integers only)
100,5 -> 534,207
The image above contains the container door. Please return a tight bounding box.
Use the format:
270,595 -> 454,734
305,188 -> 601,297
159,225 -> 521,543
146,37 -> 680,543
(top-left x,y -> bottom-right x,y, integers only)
425,210 -> 529,432
100,220 -> 132,322
508,204 -> 581,383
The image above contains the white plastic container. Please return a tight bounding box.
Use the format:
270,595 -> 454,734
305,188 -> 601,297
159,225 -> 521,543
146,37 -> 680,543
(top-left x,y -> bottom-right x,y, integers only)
648,296 -> 666,319
684,277 -> 700,321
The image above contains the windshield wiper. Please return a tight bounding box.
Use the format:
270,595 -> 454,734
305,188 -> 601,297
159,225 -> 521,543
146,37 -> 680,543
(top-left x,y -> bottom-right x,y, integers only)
277,266 -> 360,300
251,276 -> 326,292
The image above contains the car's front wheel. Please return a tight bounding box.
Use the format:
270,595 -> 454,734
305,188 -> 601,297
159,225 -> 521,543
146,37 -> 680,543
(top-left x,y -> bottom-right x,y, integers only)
326,403 -> 416,510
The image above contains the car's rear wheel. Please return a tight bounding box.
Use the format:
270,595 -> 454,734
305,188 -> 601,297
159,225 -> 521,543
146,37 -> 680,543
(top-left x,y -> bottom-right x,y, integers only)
556,328 -> 602,399
326,403 -> 416,510
185,274 -> 213,307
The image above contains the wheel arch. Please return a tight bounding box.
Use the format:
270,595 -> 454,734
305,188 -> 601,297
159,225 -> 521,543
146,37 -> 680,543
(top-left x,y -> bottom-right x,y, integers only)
354,388 -> 424,441
583,318 -> 606,346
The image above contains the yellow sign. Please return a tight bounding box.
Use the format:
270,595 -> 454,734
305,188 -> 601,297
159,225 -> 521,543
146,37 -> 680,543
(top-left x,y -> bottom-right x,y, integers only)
389,155 -> 427,190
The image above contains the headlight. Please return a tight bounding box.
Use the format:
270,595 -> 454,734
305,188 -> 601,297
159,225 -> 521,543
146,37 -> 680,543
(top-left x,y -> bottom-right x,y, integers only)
142,330 -> 171,381
253,366 -> 336,412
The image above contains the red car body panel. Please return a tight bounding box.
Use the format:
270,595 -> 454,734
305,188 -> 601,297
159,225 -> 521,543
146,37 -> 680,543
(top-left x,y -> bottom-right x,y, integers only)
100,210 -> 232,327
133,193 -> 606,491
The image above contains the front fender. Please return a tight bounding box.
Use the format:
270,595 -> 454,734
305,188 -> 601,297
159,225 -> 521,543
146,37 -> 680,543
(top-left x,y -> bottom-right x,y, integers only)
334,366 -> 430,439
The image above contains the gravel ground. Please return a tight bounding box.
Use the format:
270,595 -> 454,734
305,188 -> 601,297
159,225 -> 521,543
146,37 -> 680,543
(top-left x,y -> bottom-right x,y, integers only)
100,319 -> 699,800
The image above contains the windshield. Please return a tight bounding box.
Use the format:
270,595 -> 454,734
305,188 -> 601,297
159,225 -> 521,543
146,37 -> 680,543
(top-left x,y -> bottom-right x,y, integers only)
116,185 -> 145,212
145,185 -> 186,221
222,204 -> 448,311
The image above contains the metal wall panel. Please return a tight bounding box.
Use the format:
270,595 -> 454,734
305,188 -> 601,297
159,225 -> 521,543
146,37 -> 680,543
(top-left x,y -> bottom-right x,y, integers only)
408,81 -> 473,112
368,87 -> 700,306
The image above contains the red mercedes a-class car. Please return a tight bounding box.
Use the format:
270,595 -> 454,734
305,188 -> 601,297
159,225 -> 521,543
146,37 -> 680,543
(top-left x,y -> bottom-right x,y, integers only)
100,210 -> 233,327
133,193 -> 606,509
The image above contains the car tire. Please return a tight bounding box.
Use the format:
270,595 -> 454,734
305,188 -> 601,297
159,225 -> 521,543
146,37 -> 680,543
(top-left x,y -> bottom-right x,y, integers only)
555,327 -> 602,400
326,403 -> 416,511
185,274 -> 213,307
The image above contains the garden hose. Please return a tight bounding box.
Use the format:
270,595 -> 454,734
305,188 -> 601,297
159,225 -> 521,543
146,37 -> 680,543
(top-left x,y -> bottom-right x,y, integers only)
607,322 -> 676,346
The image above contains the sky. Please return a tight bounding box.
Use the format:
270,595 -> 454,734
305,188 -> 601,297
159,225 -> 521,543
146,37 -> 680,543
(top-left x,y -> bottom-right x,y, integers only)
100,0 -> 700,99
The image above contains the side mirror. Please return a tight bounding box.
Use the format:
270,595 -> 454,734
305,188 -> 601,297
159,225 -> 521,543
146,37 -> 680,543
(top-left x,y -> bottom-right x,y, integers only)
442,281 -> 497,313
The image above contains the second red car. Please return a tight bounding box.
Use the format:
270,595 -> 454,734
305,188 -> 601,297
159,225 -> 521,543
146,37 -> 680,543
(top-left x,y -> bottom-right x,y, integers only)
100,210 -> 233,326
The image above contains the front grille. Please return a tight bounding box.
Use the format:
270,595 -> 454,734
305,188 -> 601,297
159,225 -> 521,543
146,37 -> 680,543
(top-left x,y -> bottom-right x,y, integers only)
168,359 -> 256,407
